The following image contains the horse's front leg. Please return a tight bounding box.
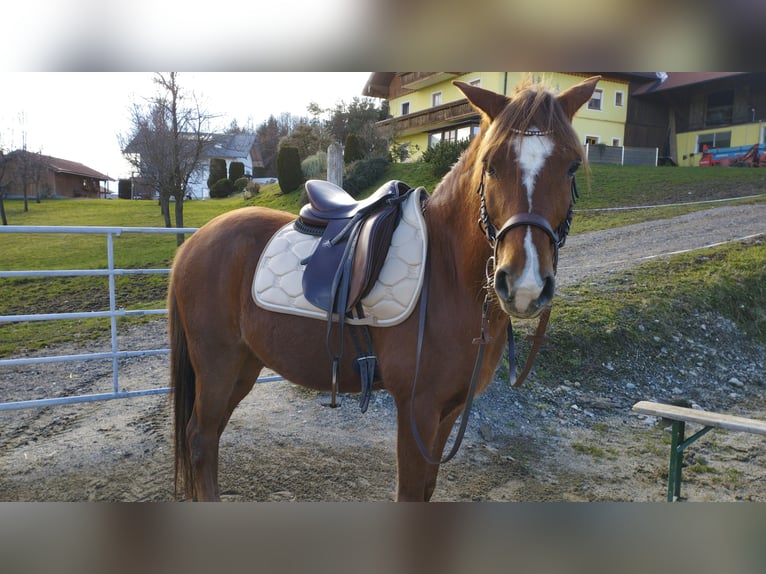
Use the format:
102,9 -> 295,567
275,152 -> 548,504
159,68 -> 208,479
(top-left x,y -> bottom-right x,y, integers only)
395,394 -> 460,501
422,409 -> 462,500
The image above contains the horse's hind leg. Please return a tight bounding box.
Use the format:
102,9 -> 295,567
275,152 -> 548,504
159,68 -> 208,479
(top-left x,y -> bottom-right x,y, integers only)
188,349 -> 263,501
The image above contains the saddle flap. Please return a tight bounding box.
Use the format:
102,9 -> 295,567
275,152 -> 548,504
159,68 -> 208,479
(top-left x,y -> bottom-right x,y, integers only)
301,219 -> 352,312
301,182 -> 414,315
349,201 -> 401,305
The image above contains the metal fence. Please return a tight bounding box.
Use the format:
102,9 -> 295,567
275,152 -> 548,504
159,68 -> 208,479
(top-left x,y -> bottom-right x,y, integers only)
0,225 -> 280,411
586,144 -> 659,166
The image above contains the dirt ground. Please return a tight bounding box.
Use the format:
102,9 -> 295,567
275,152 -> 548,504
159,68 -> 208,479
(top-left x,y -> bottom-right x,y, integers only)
1,204 -> 765,502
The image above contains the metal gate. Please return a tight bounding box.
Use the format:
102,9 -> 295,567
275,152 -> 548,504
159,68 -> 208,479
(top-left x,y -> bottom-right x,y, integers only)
0,225 -> 280,411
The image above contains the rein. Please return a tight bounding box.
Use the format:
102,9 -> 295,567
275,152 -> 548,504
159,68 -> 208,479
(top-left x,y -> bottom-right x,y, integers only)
409,153 -> 578,464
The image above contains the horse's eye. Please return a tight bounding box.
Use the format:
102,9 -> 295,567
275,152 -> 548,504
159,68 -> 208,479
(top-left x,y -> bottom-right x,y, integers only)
567,160 -> 581,176
486,164 -> 497,178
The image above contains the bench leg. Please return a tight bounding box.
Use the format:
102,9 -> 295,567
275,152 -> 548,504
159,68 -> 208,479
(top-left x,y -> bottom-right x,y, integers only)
666,421 -> 715,502
667,420 -> 685,502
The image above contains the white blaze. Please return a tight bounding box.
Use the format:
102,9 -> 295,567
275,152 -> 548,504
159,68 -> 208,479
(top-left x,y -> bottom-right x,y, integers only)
510,129 -> 554,313
513,228 -> 544,313
512,129 -> 554,211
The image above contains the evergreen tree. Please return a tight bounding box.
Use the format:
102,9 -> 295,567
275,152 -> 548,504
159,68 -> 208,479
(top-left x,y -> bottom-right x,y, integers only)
277,146 -> 303,193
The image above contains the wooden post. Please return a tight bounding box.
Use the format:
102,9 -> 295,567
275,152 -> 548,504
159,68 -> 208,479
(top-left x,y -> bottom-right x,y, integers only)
327,142 -> 343,188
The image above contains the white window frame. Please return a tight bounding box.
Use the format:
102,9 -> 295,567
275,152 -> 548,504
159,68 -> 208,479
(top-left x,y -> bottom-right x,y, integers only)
614,90 -> 624,107
400,101 -> 410,116
431,91 -> 443,107
696,131 -> 732,152
588,89 -> 603,111
612,137 -> 621,146
468,77 -> 481,87
584,135 -> 600,145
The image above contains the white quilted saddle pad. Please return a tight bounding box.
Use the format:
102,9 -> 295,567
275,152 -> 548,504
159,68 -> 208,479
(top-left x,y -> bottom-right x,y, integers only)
252,188 -> 428,326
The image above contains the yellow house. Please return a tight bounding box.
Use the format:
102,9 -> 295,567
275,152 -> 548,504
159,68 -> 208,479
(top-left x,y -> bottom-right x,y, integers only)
364,72 -> 766,167
363,72 -> 631,161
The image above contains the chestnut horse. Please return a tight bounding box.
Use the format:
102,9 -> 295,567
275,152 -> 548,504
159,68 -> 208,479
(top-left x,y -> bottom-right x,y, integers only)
169,75 -> 600,501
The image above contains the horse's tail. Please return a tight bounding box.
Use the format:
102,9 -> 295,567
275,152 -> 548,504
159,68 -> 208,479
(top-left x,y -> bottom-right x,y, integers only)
168,285 -> 196,500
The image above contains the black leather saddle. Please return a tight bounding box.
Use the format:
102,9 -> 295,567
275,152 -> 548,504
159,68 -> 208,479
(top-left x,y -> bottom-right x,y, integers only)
298,179 -> 415,316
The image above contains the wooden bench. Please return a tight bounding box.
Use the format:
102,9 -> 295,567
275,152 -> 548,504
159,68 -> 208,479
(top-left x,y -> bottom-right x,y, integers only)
632,400 -> 766,501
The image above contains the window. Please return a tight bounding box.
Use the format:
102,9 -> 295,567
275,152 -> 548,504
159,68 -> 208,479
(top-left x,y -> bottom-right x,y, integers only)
468,78 -> 481,87
588,89 -> 603,111
612,138 -> 621,146
400,101 -> 410,115
431,91 -> 442,107
585,135 -> 600,145
705,90 -> 733,126
428,124 -> 479,148
614,91 -> 624,107
697,131 -> 731,152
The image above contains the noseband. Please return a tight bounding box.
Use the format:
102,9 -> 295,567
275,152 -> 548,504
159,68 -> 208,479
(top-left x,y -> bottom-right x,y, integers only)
476,163 -> 578,272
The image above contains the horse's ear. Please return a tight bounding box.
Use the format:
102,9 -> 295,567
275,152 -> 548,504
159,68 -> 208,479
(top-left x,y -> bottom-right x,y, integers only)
454,81 -> 509,121
556,76 -> 601,119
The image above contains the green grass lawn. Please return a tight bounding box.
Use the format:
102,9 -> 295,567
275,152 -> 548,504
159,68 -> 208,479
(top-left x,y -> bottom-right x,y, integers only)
1,163 -> 765,360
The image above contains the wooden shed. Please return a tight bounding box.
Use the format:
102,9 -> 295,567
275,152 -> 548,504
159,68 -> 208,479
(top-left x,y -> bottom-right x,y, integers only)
3,150 -> 114,199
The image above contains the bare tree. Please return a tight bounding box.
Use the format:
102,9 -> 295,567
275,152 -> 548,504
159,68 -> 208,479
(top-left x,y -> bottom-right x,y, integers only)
120,73 -> 214,245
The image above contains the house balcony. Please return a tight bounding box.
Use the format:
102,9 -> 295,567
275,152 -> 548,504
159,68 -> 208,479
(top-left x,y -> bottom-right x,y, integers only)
399,72 -> 464,90
378,99 -> 479,137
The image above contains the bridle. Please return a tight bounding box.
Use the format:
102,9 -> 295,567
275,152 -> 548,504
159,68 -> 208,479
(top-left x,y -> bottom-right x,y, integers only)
476,154 -> 579,272
474,129 -> 581,386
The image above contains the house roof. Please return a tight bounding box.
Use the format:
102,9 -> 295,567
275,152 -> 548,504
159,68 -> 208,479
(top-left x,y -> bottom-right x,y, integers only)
203,134 -> 258,160
363,72 -> 753,101
631,72 -> 748,96
363,73 -> 396,98
46,155 -> 114,181
9,150 -> 114,181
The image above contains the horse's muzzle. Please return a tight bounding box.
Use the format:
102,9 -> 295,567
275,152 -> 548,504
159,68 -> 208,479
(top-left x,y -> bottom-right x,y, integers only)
494,269 -> 555,318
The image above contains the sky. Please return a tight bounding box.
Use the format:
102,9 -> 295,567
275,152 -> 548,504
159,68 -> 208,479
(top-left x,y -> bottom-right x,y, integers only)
0,72 -> 372,185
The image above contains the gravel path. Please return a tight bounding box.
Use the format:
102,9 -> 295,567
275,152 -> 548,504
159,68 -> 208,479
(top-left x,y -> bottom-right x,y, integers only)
558,203 -> 766,287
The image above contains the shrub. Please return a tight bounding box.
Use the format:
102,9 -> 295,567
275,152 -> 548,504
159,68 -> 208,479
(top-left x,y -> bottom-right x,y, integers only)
301,150 -> 327,180
207,158 -> 227,189
277,146 -> 303,193
343,156 -> 391,197
210,177 -> 234,198
233,176 -> 249,193
118,178 -> 132,199
229,161 -> 245,182
343,133 -> 364,164
422,139 -> 470,178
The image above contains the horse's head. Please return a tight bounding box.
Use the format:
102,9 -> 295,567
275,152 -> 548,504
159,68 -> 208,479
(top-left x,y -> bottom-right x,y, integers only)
455,76 -> 600,319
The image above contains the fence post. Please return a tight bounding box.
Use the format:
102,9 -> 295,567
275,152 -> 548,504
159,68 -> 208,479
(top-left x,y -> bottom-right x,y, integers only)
327,142 -> 344,188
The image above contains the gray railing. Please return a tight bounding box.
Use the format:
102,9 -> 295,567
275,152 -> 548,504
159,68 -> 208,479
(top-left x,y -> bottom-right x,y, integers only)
0,225 -> 281,411
586,144 -> 659,166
